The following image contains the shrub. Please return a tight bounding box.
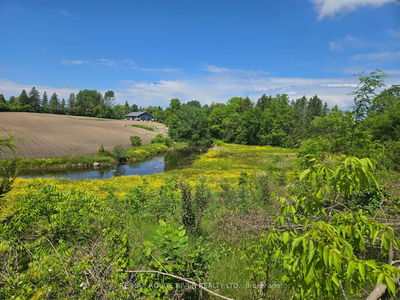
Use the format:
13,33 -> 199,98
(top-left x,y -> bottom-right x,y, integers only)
97,144 -> 113,157
151,134 -> 173,147
113,144 -> 127,162
130,135 -> 142,147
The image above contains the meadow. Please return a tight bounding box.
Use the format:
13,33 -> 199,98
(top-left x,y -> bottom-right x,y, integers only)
0,143 -> 298,299
1,142 -> 399,299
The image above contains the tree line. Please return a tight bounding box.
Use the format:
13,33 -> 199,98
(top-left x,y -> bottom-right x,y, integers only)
161,70 -> 399,170
0,88 -> 145,120
1,70 -> 398,170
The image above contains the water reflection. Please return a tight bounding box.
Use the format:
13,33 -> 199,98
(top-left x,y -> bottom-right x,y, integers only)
19,147 -> 204,180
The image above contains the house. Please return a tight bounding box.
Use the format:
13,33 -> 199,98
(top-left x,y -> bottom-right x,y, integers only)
125,111 -> 154,121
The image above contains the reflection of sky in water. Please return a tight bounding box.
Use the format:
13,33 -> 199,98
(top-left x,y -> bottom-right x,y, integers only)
20,157 -> 165,180
18,147 -> 204,180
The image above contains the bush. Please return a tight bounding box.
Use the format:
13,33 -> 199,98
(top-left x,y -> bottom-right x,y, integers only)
151,134 -> 173,147
130,136 -> 142,147
97,144 -> 113,157
113,144 -> 127,162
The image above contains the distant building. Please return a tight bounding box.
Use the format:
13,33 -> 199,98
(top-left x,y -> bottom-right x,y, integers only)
125,111 -> 154,121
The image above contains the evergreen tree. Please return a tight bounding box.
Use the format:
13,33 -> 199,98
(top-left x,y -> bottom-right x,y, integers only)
49,92 -> 60,114
18,90 -> 29,107
41,91 -> 49,113
0,94 -> 6,104
60,99 -> 66,114
67,93 -> 76,115
28,87 -> 41,112
8,96 -> 16,105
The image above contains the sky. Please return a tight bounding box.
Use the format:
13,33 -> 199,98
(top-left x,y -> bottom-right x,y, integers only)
0,0 -> 399,108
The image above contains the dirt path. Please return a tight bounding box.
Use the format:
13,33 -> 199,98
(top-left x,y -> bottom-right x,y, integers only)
0,112 -> 168,158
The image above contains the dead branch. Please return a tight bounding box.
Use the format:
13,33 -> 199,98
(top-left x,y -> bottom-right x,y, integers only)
123,269 -> 234,300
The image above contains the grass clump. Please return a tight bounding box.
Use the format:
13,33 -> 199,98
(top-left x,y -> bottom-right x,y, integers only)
130,124 -> 155,131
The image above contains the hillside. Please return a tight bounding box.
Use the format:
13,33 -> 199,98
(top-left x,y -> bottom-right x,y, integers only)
0,112 -> 168,158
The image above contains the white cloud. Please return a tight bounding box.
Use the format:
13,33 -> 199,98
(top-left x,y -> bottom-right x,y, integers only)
0,78 -> 78,100
310,0 -> 396,19
388,29 -> 400,38
203,64 -> 267,76
3,65 -> 399,110
116,72 -> 364,108
61,59 -> 89,65
351,51 -> 400,61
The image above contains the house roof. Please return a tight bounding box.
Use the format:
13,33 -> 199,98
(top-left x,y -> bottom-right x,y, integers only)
126,111 -> 150,117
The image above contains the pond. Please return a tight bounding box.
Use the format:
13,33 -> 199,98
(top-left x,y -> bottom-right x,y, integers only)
18,147 -> 205,180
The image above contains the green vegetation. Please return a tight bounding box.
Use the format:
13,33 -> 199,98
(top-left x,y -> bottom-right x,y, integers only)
1,140 -> 399,299
0,70 -> 399,299
130,124 -> 155,131
150,134 -> 173,147
130,136 -> 142,147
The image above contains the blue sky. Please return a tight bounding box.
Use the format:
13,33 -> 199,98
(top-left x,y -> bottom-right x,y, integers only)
0,0 -> 399,108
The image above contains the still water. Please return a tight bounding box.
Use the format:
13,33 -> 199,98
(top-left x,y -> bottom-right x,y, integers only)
18,148 -> 204,180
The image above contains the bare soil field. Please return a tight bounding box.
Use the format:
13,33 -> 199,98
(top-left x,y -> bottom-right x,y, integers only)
0,112 -> 168,158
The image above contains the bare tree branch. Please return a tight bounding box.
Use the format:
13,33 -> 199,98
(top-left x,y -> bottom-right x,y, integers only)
123,270 -> 234,300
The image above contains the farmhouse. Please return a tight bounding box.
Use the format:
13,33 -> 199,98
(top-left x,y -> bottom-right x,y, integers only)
125,111 -> 154,121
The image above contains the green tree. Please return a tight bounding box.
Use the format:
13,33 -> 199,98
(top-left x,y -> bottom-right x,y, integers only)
259,94 -> 293,146
49,92 -> 60,114
28,87 -> 41,112
67,93 -> 76,115
352,70 -> 387,122
75,89 -> 103,117
17,89 -> 29,108
41,91 -> 49,113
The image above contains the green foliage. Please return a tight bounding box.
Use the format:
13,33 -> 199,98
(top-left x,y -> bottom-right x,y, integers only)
136,220 -> 211,298
266,154 -> 400,299
130,124 -> 155,131
129,135 -> 142,147
167,100 -> 212,146
97,144 -> 113,157
150,134 -> 172,147
0,134 -> 18,202
0,184 -> 131,299
242,231 -> 284,299
113,144 -> 127,162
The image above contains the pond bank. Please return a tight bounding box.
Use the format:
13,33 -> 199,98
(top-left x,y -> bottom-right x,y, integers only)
18,146 -> 206,180
0,142 -> 189,172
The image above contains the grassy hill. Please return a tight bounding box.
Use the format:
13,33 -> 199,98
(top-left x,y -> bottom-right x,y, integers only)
0,112 -> 168,158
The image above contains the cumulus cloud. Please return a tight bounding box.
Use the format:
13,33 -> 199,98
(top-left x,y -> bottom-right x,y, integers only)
0,78 -> 78,100
4,65 -> 399,109
116,72 -> 362,108
310,0 -> 396,19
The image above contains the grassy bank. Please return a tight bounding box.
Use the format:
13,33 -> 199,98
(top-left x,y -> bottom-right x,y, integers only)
130,124 -> 155,131
0,142 -> 188,171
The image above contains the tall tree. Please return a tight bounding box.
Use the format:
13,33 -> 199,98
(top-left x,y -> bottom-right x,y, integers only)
103,90 -> 115,107
18,90 -> 29,107
41,91 -> 49,113
67,93 -> 76,115
49,92 -> 60,114
28,87 -> 41,112
352,70 -> 387,122
60,99 -> 66,114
